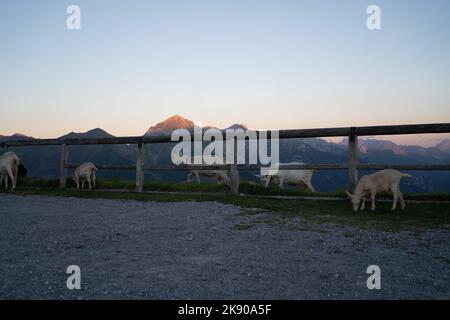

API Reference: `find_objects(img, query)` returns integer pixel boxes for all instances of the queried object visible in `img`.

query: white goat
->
[346,169,412,212]
[0,152,20,191]
[73,162,98,189]
[187,170,229,184]
[257,162,316,192]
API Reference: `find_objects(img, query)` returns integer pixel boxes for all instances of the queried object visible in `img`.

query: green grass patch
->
[18,177,60,188]
[342,231,355,238]
[17,177,450,201]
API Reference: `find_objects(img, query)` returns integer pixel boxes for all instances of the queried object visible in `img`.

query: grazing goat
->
[0,152,20,191]
[187,170,229,184]
[256,162,316,192]
[0,164,27,190]
[346,169,412,212]
[73,162,98,189]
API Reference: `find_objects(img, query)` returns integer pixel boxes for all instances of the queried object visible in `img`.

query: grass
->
[6,177,450,232]
[17,177,230,193]
[17,177,450,200]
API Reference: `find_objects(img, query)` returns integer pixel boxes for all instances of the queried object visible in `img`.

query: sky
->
[1,0,450,146]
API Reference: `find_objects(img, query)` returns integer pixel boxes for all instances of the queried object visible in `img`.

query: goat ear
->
[254,175,261,178]
[345,191,353,199]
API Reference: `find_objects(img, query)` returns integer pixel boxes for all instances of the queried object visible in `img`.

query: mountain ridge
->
[339,137,450,158]
[2,116,449,156]
[58,128,115,140]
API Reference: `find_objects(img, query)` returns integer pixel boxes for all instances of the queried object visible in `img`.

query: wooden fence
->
[2,123,450,194]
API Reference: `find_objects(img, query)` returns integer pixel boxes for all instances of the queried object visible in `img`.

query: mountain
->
[3,129,135,179]
[227,124,248,130]
[339,138,450,161]
[1,133,34,141]
[145,115,195,136]
[145,116,250,136]
[360,139,407,155]
[59,128,114,140]
[339,138,405,155]
[436,139,450,153]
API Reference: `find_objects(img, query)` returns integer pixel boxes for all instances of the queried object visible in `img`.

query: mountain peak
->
[59,128,114,140]
[227,123,248,130]
[145,115,195,136]
[436,139,450,153]
[1,133,34,141]
[86,128,112,136]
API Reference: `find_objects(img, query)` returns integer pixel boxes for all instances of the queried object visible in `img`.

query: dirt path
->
[0,193,448,299]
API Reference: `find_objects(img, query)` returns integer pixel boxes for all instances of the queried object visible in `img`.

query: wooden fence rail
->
[67,164,450,171]
[2,122,450,194]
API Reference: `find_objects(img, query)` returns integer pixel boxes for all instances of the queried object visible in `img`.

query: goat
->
[73,162,98,189]
[187,170,229,184]
[0,152,20,191]
[0,164,27,189]
[256,162,316,192]
[346,169,412,211]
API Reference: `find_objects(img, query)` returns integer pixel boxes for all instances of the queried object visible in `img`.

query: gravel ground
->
[0,193,449,299]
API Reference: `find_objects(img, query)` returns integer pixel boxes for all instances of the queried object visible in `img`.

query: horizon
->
[2,113,450,148]
[1,1,450,146]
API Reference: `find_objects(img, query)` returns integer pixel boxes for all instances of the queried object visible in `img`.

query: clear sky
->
[1,0,450,145]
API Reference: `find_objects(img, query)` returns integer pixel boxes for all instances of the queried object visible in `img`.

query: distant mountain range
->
[437,139,450,153]
[2,115,450,192]
[144,115,249,136]
[338,138,450,161]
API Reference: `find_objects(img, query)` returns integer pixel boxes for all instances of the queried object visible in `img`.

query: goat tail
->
[12,155,20,167]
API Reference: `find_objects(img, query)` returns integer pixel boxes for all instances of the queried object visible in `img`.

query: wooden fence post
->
[229,137,240,194]
[136,141,145,192]
[59,143,69,189]
[348,127,358,192]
